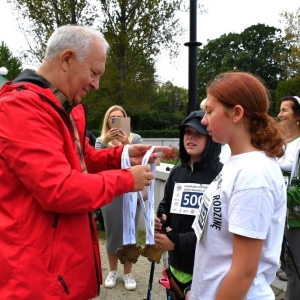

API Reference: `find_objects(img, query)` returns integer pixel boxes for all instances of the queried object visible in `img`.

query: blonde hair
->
[100,105,132,143]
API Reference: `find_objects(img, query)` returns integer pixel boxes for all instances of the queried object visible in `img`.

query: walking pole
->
[157,207,172,300]
[162,251,172,300]
[284,235,300,281]
[144,260,156,300]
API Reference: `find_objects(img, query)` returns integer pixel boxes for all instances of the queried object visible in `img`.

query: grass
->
[160,159,180,165]
[98,228,147,246]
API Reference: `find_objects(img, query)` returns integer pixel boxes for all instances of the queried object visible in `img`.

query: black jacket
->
[157,122,223,275]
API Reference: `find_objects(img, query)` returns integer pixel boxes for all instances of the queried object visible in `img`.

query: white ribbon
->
[121,145,156,245]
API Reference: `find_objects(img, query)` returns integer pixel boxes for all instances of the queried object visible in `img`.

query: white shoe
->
[105,270,118,288]
[123,273,136,290]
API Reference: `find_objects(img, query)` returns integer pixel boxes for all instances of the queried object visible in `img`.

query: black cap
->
[178,110,207,135]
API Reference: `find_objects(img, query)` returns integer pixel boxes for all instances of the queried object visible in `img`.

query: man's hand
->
[128,144,171,165]
[129,165,154,191]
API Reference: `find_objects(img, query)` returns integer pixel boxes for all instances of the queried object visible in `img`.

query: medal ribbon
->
[121,145,156,245]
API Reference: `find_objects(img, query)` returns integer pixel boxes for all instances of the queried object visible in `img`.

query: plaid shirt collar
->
[33,70,87,172]
[34,70,76,113]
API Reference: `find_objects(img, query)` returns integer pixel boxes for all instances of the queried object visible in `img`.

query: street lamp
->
[184,0,202,115]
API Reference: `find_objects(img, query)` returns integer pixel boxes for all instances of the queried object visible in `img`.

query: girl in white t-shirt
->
[187,72,287,300]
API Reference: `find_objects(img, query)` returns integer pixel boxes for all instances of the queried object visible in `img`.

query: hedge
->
[88,129,179,139]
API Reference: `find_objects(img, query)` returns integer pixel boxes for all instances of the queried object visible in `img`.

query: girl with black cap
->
[154,110,223,299]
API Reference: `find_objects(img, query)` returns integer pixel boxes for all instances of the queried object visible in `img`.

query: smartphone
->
[111,117,131,136]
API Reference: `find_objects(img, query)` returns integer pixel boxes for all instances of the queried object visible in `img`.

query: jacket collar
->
[13,69,75,113]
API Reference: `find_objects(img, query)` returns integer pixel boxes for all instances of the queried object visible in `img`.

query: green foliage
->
[134,130,179,138]
[84,80,188,131]
[129,81,187,130]
[275,75,300,113]
[7,0,98,64]
[88,129,179,138]
[0,42,23,80]
[97,229,148,246]
[10,0,187,130]
[197,24,290,114]
[279,7,300,78]
[92,0,184,120]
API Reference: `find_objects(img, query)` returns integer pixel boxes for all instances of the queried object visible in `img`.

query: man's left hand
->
[128,144,170,165]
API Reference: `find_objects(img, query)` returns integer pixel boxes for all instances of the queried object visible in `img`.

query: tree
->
[0,42,23,80]
[95,0,184,111]
[279,7,300,78]
[7,0,98,64]
[7,0,186,130]
[197,24,290,114]
[275,75,300,113]
[130,81,187,130]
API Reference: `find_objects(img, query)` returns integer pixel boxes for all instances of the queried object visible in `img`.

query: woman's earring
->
[297,121,299,125]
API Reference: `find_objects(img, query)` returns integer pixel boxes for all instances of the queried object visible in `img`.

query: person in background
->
[0,25,165,300]
[95,105,137,148]
[95,105,146,291]
[86,130,96,147]
[277,95,300,299]
[186,72,287,300]
[199,98,207,110]
[154,110,223,299]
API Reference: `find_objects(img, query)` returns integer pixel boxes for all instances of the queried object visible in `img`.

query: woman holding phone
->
[95,105,145,291]
[96,105,133,147]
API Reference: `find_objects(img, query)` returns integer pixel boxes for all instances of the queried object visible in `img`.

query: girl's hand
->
[103,128,119,145]
[117,129,129,144]
[154,231,174,251]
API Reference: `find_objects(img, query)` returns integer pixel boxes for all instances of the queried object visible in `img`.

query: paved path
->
[93,239,287,300]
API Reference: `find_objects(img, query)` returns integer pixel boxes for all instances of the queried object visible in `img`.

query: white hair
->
[44,25,109,62]
[200,98,207,110]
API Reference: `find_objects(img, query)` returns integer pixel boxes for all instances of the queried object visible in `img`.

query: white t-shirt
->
[219,144,231,164]
[190,151,286,300]
[277,136,300,172]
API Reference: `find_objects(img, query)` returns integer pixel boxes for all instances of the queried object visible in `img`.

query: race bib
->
[170,183,208,216]
[192,178,219,241]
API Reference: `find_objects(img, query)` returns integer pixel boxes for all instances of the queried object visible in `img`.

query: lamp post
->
[184,0,202,115]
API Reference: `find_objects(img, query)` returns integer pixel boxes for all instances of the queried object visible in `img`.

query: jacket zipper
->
[52,214,60,228]
[187,170,192,183]
[16,85,25,91]
[57,274,70,295]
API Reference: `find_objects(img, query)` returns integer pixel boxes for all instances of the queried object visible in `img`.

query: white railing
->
[143,138,179,149]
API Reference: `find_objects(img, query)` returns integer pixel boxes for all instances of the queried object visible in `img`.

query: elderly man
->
[0,25,165,299]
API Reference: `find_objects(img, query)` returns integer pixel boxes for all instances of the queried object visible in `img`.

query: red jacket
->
[0,73,134,299]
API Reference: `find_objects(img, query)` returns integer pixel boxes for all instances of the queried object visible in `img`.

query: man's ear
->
[232,105,244,123]
[60,49,75,72]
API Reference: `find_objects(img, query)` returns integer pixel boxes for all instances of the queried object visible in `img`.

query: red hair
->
[207,72,287,157]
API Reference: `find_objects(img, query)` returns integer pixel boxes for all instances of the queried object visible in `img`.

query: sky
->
[0,0,299,89]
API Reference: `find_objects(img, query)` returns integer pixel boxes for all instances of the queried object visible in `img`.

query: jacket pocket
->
[57,274,70,295]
